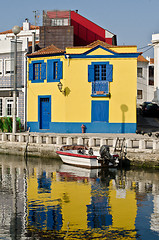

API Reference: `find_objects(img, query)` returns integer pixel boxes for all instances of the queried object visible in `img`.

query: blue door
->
[91,101,109,122]
[39,97,51,129]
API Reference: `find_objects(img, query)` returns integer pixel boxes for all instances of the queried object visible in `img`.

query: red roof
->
[0,25,39,35]
[137,55,149,62]
[47,10,70,19]
[27,44,65,57]
[150,58,154,64]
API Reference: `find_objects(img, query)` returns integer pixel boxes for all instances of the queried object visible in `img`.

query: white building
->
[137,55,154,106]
[151,33,159,104]
[0,19,39,129]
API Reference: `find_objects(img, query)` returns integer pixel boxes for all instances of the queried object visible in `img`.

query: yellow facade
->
[27,42,139,133]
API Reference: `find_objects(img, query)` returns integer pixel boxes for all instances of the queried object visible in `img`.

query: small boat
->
[56,145,119,169]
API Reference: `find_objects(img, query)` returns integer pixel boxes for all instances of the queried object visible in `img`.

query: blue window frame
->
[88,62,113,96]
[29,60,46,83]
[47,59,63,82]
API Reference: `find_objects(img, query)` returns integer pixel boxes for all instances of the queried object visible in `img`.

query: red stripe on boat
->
[56,151,97,159]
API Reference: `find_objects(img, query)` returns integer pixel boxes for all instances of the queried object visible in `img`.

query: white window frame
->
[137,90,143,99]
[4,59,14,76]
[51,18,68,26]
[0,59,3,76]
[6,98,13,116]
[137,67,143,78]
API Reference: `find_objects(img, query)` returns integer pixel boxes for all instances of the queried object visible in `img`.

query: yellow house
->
[27,40,139,133]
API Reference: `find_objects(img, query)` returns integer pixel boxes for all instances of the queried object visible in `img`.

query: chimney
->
[23,18,30,31]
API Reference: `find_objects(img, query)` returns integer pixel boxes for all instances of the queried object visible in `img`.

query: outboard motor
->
[99,145,115,165]
[100,145,111,159]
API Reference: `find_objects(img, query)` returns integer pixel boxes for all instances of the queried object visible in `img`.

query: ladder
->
[114,137,127,159]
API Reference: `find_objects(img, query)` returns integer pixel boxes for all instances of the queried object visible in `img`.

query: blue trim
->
[91,94,110,97]
[38,95,51,129]
[27,122,136,133]
[29,60,46,83]
[67,53,139,59]
[65,53,139,59]
[84,45,117,56]
[91,62,110,65]
[64,45,140,59]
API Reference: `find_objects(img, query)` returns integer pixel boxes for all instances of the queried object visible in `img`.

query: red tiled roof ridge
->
[0,25,39,35]
[66,40,137,49]
[27,44,65,56]
[86,40,114,48]
[137,55,149,62]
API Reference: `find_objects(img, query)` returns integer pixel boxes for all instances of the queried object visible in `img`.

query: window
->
[137,90,142,99]
[47,59,63,82]
[6,99,13,116]
[29,60,46,83]
[88,62,112,96]
[137,67,142,77]
[149,66,154,85]
[94,64,106,81]
[53,61,58,80]
[0,99,2,116]
[0,60,2,75]
[5,59,14,75]
[34,63,41,80]
[51,18,69,26]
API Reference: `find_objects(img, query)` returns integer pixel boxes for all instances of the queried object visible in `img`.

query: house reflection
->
[26,166,137,237]
[1,156,159,239]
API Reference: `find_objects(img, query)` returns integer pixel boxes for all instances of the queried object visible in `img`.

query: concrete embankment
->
[0,132,159,168]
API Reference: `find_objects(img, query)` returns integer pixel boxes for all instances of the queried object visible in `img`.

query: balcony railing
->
[92,81,109,96]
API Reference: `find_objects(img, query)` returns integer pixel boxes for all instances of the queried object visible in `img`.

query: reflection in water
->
[0,155,159,239]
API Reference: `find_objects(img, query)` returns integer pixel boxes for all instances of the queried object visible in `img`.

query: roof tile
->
[137,55,149,62]
[0,25,39,35]
[27,44,65,56]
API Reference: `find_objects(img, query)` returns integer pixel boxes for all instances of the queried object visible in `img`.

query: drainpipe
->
[24,52,27,131]
[32,32,35,53]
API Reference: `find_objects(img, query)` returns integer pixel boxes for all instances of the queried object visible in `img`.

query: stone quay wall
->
[0,132,159,168]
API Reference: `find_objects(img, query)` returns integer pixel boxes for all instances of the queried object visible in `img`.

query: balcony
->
[92,81,109,96]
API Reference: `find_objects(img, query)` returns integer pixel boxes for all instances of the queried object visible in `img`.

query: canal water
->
[0,155,159,240]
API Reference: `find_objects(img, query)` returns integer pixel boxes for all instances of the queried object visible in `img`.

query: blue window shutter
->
[57,61,63,80]
[29,63,33,81]
[47,60,53,82]
[92,101,109,122]
[41,62,46,80]
[88,64,94,82]
[106,64,113,82]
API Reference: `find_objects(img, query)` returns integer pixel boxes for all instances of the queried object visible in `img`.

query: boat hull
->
[56,150,100,169]
[56,150,118,169]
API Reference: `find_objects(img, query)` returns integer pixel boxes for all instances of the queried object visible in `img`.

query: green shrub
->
[2,117,11,132]
[16,117,21,132]
[0,118,3,132]
[0,117,21,132]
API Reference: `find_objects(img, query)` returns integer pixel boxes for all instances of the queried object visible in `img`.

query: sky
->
[1,0,159,57]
